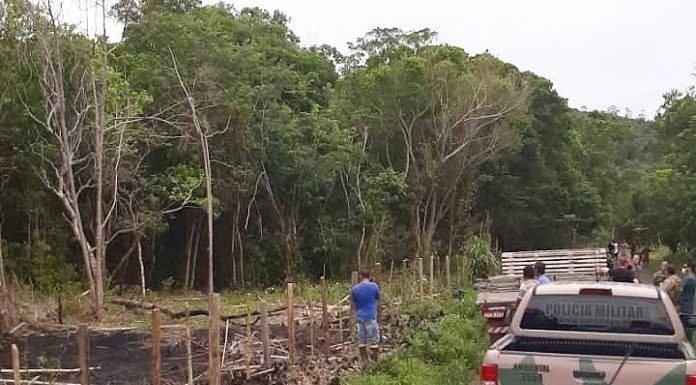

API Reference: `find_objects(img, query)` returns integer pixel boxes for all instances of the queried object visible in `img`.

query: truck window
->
[519,295,675,335]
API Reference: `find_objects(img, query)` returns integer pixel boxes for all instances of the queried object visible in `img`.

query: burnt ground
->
[0,314,402,385]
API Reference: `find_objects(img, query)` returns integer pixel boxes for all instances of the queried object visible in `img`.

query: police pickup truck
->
[481,282,696,385]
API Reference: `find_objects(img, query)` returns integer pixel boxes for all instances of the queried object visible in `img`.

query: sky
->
[61,0,696,117]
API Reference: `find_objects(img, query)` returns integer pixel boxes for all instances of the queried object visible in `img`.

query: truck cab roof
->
[534,281,660,299]
[510,281,685,344]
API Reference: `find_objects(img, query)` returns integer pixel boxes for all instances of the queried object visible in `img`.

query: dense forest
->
[0,0,695,314]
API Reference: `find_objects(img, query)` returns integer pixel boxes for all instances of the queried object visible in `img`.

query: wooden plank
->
[185,307,194,385]
[78,325,89,385]
[445,255,451,292]
[320,276,329,330]
[208,293,221,385]
[286,283,295,364]
[429,256,434,297]
[260,302,270,368]
[417,258,423,300]
[501,248,605,257]
[12,344,20,385]
[502,260,605,267]
[151,309,161,385]
[501,255,606,263]
[401,259,408,303]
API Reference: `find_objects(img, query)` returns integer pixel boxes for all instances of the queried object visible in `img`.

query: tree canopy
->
[0,0,693,301]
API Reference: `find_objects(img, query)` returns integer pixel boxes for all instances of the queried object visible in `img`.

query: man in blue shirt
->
[679,262,696,340]
[535,261,551,284]
[351,271,381,361]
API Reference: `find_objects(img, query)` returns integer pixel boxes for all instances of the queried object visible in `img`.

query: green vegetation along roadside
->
[349,291,486,385]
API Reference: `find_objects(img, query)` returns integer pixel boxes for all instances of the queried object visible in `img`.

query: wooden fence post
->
[445,255,451,293]
[11,344,20,385]
[309,293,315,357]
[418,257,424,300]
[151,309,161,385]
[286,282,295,364]
[260,301,270,368]
[350,272,357,344]
[401,259,408,303]
[246,304,252,380]
[185,306,194,385]
[389,260,394,284]
[208,293,221,385]
[320,276,329,330]
[78,324,89,385]
[338,301,344,343]
[429,255,435,297]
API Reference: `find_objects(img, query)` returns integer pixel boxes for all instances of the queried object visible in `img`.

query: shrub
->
[349,290,486,385]
[463,234,501,280]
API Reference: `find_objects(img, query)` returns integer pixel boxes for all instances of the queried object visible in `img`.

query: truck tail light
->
[686,375,696,385]
[579,288,612,296]
[480,363,498,385]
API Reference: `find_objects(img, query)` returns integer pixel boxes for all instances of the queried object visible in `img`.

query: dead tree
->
[168,48,231,294]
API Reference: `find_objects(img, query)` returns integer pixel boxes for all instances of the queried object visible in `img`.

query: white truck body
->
[480,281,696,385]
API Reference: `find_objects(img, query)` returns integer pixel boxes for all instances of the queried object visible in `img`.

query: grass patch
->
[349,290,486,385]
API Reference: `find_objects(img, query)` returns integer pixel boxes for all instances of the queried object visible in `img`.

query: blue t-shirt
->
[537,274,551,285]
[351,281,380,320]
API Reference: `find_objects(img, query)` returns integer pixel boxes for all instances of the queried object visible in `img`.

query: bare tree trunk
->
[184,219,195,291]
[237,224,245,286]
[169,49,215,294]
[190,219,201,290]
[230,215,237,286]
[357,225,366,271]
[137,236,145,297]
[202,138,214,294]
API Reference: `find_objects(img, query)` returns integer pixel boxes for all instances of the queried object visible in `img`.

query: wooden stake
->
[246,304,251,380]
[260,301,270,368]
[208,293,221,385]
[401,259,408,304]
[78,325,89,385]
[185,306,194,385]
[320,276,329,330]
[418,257,424,300]
[286,282,295,364]
[429,255,434,297]
[374,262,382,321]
[221,319,230,367]
[349,272,357,344]
[309,293,315,357]
[151,309,161,385]
[338,301,343,343]
[389,260,394,284]
[11,344,20,385]
[445,255,451,293]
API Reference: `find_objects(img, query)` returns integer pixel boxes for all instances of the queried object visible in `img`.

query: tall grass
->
[349,290,486,385]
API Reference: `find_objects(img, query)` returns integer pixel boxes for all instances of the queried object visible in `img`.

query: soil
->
[0,314,401,385]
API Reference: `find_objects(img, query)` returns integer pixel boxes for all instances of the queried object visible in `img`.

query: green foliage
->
[5,236,79,294]
[463,235,501,280]
[0,0,694,295]
[350,293,485,385]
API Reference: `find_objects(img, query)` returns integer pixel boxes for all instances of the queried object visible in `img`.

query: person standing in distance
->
[517,265,538,306]
[351,271,380,361]
[608,257,638,283]
[535,261,551,284]
[679,263,696,340]
[661,265,682,306]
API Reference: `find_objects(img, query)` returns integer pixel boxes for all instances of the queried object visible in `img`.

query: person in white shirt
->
[517,265,538,305]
